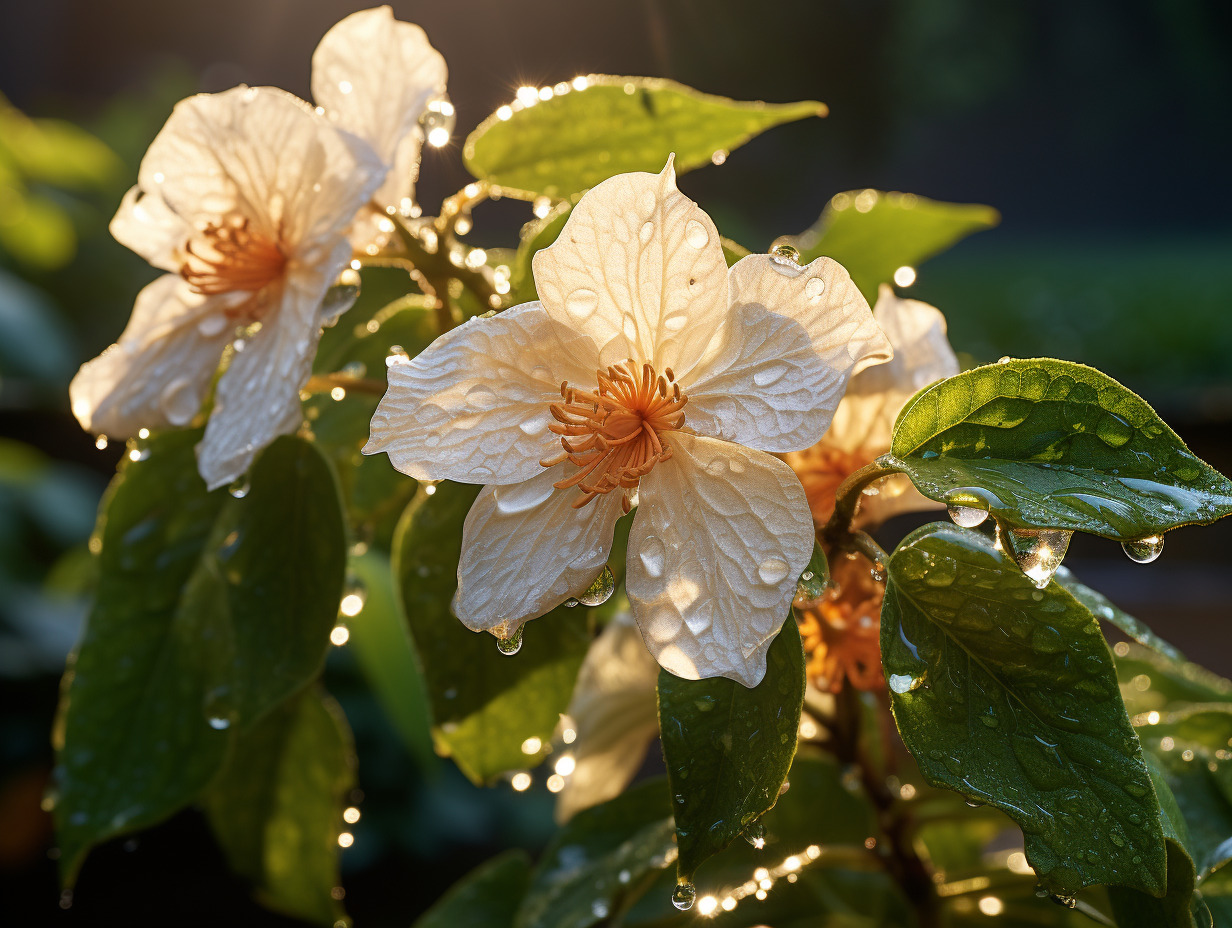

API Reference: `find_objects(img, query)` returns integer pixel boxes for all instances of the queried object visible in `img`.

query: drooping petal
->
[365,301,601,485]
[195,272,330,490]
[311,6,446,213]
[555,613,661,823]
[626,433,814,687]
[140,85,384,258]
[532,159,727,377]
[453,467,625,636]
[825,284,960,455]
[681,301,833,453]
[109,186,190,272]
[69,274,234,438]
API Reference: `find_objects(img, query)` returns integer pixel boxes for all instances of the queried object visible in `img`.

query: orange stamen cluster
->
[181,214,286,303]
[542,359,687,510]
[795,551,885,693]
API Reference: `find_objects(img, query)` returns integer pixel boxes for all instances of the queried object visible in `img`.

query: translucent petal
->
[69,274,232,438]
[626,433,813,687]
[532,159,727,377]
[109,186,190,272]
[365,301,601,485]
[453,467,625,636]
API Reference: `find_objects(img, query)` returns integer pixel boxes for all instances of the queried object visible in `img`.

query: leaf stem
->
[820,457,904,551]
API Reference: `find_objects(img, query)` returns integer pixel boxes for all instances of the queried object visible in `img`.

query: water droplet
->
[420,94,456,146]
[889,673,923,694]
[870,561,887,583]
[744,820,766,849]
[563,598,580,608]
[804,277,825,301]
[672,881,697,911]
[947,504,988,528]
[161,377,199,425]
[639,220,654,244]
[322,277,361,319]
[590,901,609,919]
[1122,535,1164,564]
[497,626,524,656]
[758,557,790,584]
[466,384,499,410]
[684,219,709,249]
[772,244,800,263]
[997,356,1013,364]
[640,536,666,578]
[494,479,554,515]
[228,478,251,499]
[565,288,599,320]
[207,716,232,731]
[1004,527,1072,589]
[752,363,788,387]
[577,565,616,606]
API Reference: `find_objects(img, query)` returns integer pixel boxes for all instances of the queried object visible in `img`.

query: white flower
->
[70,86,384,488]
[785,284,959,528]
[365,160,891,685]
[554,612,661,822]
[312,5,447,244]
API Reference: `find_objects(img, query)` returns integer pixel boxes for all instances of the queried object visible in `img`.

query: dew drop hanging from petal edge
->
[496,626,524,656]
[672,881,697,911]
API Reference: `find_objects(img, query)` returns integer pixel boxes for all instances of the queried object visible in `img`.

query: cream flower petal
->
[140,86,384,255]
[555,613,661,823]
[365,301,601,485]
[681,301,832,453]
[453,468,625,635]
[532,159,727,376]
[311,5,446,211]
[69,274,233,438]
[196,267,336,490]
[109,187,190,272]
[626,433,813,687]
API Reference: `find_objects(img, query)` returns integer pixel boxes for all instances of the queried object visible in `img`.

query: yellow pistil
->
[181,213,286,317]
[542,359,687,510]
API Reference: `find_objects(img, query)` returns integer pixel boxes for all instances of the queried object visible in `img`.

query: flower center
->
[180,214,286,314]
[542,360,688,510]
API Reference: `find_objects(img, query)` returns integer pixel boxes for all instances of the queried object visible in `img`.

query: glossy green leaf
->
[413,849,532,928]
[464,76,825,200]
[392,481,591,784]
[776,190,998,300]
[515,779,675,928]
[888,358,1232,540]
[54,432,346,880]
[1055,566,1184,662]
[657,618,805,882]
[880,522,1166,896]
[510,200,573,304]
[1107,757,1201,928]
[344,550,436,771]
[203,690,353,926]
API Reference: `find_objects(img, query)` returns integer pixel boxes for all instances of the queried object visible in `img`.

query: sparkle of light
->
[978,896,1004,916]
[893,265,917,287]
[339,594,364,617]
[342,807,360,824]
[546,774,565,793]
[330,625,350,646]
[337,832,354,848]
[697,896,718,916]
[554,755,575,777]
[521,736,542,755]
[511,772,532,791]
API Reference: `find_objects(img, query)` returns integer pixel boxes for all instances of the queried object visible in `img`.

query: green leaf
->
[0,189,77,269]
[203,690,354,927]
[464,76,825,200]
[657,617,805,882]
[0,94,122,189]
[880,522,1166,897]
[887,358,1232,541]
[1055,566,1184,662]
[510,200,573,304]
[344,550,437,771]
[515,779,675,928]
[1115,644,1232,712]
[776,190,998,300]
[392,481,591,784]
[1107,758,1201,928]
[795,542,830,601]
[54,432,346,880]
[413,849,533,928]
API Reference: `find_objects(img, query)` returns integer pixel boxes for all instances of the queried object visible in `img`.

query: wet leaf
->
[776,190,998,300]
[392,481,590,784]
[54,432,346,880]
[1055,566,1184,662]
[203,690,353,927]
[880,522,1166,897]
[888,359,1232,540]
[514,779,675,928]
[795,542,830,601]
[1116,644,1232,713]
[510,199,573,304]
[464,76,824,200]
[413,849,532,928]
[344,550,436,772]
[657,618,805,882]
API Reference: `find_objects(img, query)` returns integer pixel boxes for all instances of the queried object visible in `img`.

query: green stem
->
[389,214,500,328]
[820,458,904,551]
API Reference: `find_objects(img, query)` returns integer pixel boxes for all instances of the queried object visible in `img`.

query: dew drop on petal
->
[496,626,524,656]
[228,478,251,499]
[640,221,654,244]
[772,243,800,263]
[640,536,666,578]
[161,377,200,425]
[752,362,789,387]
[1122,535,1164,564]
[684,219,709,249]
[758,557,790,585]
[494,479,555,515]
[947,505,988,528]
[565,288,599,320]
[805,277,826,301]
[672,882,697,911]
[577,565,616,606]
[466,384,499,410]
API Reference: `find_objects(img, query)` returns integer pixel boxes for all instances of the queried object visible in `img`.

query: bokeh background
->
[2,0,1230,924]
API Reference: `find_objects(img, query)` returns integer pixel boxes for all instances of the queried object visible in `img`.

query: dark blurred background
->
[1,0,1230,924]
